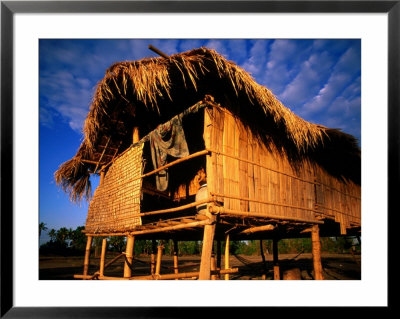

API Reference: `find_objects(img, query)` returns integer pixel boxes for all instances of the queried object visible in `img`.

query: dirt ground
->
[39,252,361,280]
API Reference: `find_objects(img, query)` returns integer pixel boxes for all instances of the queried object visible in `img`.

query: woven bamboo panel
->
[204,107,361,231]
[314,165,361,234]
[85,144,144,233]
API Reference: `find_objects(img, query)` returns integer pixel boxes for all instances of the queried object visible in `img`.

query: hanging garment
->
[149,113,189,191]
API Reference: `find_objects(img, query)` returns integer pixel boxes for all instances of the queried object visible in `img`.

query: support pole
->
[224,234,230,280]
[123,235,135,278]
[216,239,221,279]
[312,225,324,280]
[99,238,107,277]
[217,239,221,269]
[150,240,157,275]
[123,126,140,279]
[173,240,179,279]
[155,241,164,275]
[211,247,217,280]
[273,238,280,280]
[199,213,216,280]
[83,236,93,277]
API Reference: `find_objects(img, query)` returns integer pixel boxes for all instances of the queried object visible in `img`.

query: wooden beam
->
[148,44,170,59]
[209,205,323,224]
[94,136,111,173]
[240,224,275,234]
[141,150,210,179]
[74,268,239,280]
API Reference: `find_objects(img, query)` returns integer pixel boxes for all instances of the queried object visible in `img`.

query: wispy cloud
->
[39,39,361,143]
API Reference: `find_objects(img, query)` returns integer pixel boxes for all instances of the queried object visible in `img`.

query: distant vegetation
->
[40,224,360,257]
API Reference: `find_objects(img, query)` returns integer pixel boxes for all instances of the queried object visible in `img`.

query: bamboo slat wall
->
[85,144,144,233]
[204,107,361,234]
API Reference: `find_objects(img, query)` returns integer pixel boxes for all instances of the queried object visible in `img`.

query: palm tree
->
[39,222,48,237]
[48,229,57,242]
[56,227,70,246]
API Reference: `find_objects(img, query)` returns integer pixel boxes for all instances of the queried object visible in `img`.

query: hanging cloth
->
[149,113,189,191]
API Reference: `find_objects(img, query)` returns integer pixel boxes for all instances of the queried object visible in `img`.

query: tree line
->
[39,223,360,257]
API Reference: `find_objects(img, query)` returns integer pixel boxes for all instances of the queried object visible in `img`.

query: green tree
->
[39,222,48,237]
[56,227,70,247]
[109,236,126,252]
[48,229,57,242]
[69,226,86,251]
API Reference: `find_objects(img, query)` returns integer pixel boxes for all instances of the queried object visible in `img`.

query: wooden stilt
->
[150,240,157,275]
[173,240,179,279]
[260,240,267,280]
[273,238,280,280]
[216,240,221,279]
[123,235,135,278]
[83,236,93,277]
[216,240,221,269]
[99,238,107,276]
[155,241,164,275]
[199,215,216,280]
[224,234,230,280]
[211,248,217,280]
[312,225,324,280]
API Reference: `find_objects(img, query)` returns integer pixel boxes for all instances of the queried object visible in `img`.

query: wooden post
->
[123,235,135,278]
[260,240,267,280]
[173,240,179,279]
[211,248,217,280]
[132,126,140,143]
[216,239,221,279]
[99,169,105,185]
[224,234,230,280]
[155,241,164,275]
[216,240,221,269]
[122,127,140,279]
[150,240,157,275]
[83,236,93,277]
[99,238,107,277]
[273,238,280,280]
[199,214,216,280]
[312,225,324,280]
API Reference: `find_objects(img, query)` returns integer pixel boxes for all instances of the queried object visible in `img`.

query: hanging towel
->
[149,113,189,191]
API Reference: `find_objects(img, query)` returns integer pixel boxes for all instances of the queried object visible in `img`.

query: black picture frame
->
[1,1,395,317]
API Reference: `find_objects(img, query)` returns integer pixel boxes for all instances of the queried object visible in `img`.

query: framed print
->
[1,0,396,317]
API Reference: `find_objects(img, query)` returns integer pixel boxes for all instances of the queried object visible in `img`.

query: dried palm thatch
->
[55,47,360,203]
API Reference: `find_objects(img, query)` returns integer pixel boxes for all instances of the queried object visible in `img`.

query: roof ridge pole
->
[148,44,170,59]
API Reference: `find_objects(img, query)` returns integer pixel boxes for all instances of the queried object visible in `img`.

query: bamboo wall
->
[85,144,144,233]
[204,107,361,234]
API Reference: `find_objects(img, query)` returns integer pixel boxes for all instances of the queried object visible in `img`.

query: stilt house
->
[55,47,361,280]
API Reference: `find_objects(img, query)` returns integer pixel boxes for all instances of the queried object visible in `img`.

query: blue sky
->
[39,39,361,244]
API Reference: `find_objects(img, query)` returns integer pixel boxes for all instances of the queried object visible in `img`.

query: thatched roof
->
[55,47,360,202]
